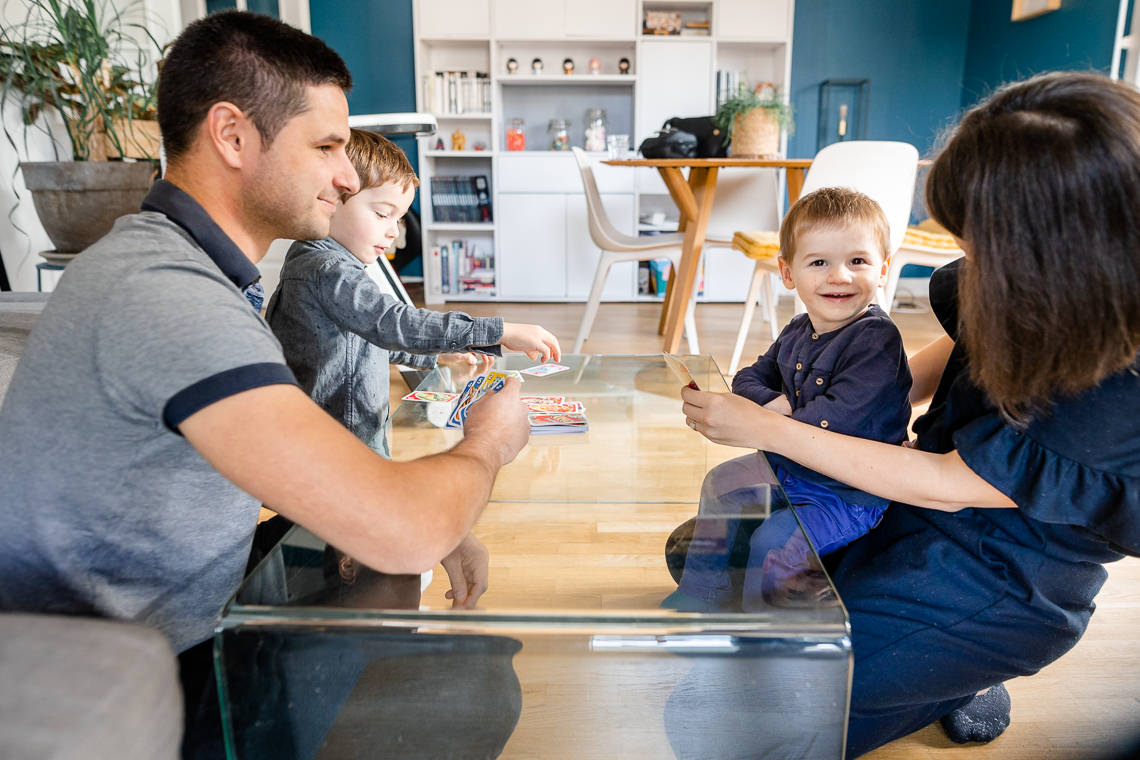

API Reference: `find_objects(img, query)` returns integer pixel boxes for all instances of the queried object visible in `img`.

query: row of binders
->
[428,239,496,296]
[430,175,493,223]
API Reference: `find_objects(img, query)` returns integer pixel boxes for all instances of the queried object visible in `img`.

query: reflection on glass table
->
[216,354,851,759]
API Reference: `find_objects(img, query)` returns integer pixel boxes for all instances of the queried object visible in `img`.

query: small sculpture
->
[589,57,601,75]
[562,57,574,75]
[434,137,445,150]
[531,57,543,75]
[451,129,466,151]
[618,57,631,75]
[506,57,518,75]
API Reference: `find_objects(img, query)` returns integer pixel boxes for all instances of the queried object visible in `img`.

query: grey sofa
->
[0,293,183,759]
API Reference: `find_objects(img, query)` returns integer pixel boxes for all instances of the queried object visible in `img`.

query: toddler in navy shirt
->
[667,187,912,610]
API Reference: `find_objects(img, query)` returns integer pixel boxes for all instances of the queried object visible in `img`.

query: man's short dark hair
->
[157,11,352,162]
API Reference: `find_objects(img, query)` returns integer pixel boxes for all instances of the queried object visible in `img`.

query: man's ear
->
[204,101,258,170]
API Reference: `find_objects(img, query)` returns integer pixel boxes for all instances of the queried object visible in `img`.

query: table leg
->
[662,167,718,353]
[787,168,807,206]
[657,167,696,336]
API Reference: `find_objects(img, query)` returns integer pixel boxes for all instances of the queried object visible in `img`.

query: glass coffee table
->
[216,354,851,759]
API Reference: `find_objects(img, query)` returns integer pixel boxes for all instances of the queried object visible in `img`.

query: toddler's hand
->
[763,395,793,416]
[501,322,561,363]
[438,352,494,372]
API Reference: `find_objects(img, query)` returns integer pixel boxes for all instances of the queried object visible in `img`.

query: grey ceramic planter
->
[19,161,158,253]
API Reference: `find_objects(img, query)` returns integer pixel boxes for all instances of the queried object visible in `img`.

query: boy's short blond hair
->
[346,128,420,193]
[779,187,890,264]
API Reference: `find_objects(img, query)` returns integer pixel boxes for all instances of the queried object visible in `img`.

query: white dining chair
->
[727,140,920,374]
[883,220,965,314]
[571,147,699,354]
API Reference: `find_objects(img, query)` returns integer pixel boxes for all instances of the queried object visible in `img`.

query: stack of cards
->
[520,394,588,434]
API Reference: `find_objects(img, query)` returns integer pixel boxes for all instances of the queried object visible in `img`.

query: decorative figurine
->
[451,128,466,151]
[506,57,518,75]
[531,57,543,75]
[434,137,445,150]
[562,57,574,75]
[618,57,631,75]
[589,57,602,75]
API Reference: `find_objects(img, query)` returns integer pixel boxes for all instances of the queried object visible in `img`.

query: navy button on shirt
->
[732,304,912,507]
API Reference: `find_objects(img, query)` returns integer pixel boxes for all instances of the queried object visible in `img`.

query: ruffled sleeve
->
[952,364,1140,556]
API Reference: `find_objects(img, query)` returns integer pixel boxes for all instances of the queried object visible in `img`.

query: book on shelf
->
[422,71,491,115]
[430,176,493,223]
[432,238,496,296]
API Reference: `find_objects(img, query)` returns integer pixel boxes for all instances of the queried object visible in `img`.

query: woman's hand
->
[682,388,780,449]
[500,322,561,363]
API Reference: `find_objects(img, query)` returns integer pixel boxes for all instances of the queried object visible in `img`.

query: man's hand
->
[501,322,561,363]
[461,377,529,469]
[441,532,490,609]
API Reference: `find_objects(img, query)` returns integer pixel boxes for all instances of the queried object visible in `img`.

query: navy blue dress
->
[837,259,1140,757]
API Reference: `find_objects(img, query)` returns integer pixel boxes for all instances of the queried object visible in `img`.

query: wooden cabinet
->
[716,0,791,42]
[417,0,490,38]
[498,192,635,300]
[413,0,794,304]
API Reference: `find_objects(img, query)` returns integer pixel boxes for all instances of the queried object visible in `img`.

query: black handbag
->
[638,126,698,159]
[665,116,728,158]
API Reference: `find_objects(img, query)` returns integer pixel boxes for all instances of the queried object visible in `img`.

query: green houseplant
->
[714,84,793,158]
[1,0,162,252]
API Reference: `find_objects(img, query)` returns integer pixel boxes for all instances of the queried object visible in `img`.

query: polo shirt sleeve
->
[792,319,913,444]
[95,261,297,431]
[315,260,503,355]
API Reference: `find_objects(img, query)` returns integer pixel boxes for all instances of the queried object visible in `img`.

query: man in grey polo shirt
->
[0,8,527,737]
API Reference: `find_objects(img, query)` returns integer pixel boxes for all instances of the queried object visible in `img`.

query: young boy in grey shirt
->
[267,130,559,455]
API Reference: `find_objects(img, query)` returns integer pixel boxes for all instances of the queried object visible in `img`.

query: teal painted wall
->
[960,0,1119,108]
[787,0,971,159]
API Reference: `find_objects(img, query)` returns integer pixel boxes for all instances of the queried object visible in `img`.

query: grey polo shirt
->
[0,180,297,652]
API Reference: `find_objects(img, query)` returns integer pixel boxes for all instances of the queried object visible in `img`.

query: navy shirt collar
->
[141,179,261,291]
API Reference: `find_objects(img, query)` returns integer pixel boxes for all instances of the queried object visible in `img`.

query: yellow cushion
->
[731,230,780,260]
[902,223,960,251]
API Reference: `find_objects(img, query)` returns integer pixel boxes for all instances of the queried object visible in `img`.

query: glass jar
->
[584,108,607,152]
[506,118,526,151]
[548,119,570,151]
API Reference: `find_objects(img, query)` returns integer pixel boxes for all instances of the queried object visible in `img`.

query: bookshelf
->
[412,0,794,304]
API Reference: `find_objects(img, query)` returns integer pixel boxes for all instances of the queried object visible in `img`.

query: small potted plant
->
[1,0,163,253]
[714,83,793,158]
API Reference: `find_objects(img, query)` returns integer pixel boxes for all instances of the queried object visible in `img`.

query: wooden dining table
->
[603,157,813,354]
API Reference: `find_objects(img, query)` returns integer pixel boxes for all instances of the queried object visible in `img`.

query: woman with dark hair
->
[680,71,1140,757]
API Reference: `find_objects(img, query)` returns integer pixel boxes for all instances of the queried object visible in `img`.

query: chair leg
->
[684,298,699,355]
[574,257,614,353]
[762,272,779,341]
[729,261,766,375]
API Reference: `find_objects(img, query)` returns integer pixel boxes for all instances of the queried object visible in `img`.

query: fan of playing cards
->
[400,363,588,434]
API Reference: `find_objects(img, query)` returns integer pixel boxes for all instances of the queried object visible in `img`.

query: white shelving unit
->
[412,0,794,304]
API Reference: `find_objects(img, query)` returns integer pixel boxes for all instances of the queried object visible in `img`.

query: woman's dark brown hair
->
[926,71,1140,422]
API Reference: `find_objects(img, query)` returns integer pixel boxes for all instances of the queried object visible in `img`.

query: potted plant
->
[1,0,162,253]
[714,83,793,159]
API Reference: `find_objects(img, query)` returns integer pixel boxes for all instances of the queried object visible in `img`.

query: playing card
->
[526,402,585,414]
[528,412,589,435]
[663,353,700,390]
[519,395,564,405]
[402,390,459,403]
[520,363,570,377]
